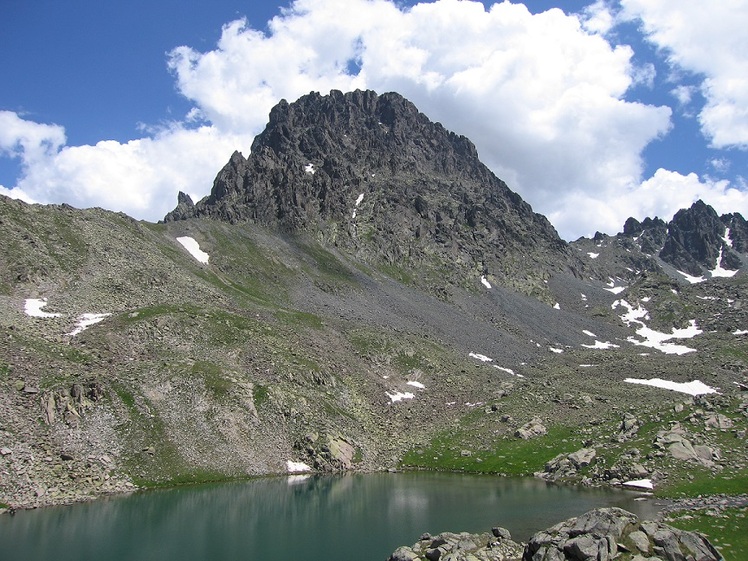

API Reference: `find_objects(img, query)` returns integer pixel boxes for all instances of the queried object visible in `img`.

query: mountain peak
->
[165,89,571,297]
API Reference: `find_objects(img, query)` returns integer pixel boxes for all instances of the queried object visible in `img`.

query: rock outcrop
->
[515,417,547,440]
[523,508,722,561]
[388,526,524,561]
[388,508,723,561]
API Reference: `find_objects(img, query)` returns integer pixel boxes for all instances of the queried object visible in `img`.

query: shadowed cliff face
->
[659,200,747,276]
[165,89,573,299]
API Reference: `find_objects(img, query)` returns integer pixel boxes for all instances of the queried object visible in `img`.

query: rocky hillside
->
[165,90,574,300]
[0,89,746,546]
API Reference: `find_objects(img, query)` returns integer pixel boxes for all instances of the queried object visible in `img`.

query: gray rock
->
[652,529,685,561]
[563,534,607,560]
[424,548,441,561]
[389,546,419,561]
[515,417,547,440]
[568,448,596,469]
[521,508,721,561]
[678,530,723,560]
[628,530,650,553]
[568,508,637,540]
[492,527,512,540]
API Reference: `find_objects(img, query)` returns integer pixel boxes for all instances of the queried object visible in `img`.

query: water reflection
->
[1,473,663,561]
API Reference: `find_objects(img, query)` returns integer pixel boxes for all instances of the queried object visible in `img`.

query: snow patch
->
[352,193,365,218]
[605,286,626,295]
[480,276,492,289]
[582,330,596,337]
[624,378,717,396]
[407,381,425,389]
[723,227,733,248]
[24,298,61,318]
[469,352,493,362]
[582,340,620,350]
[549,347,564,354]
[304,163,316,174]
[613,299,700,355]
[734,329,748,335]
[68,313,111,336]
[286,460,312,473]
[387,391,415,403]
[176,236,209,264]
[587,252,599,259]
[553,303,560,310]
[710,247,738,278]
[678,270,705,284]
[493,365,524,378]
[623,478,654,490]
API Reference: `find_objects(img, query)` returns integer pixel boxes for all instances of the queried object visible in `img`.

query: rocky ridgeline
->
[165,89,573,298]
[387,508,722,561]
[578,199,748,283]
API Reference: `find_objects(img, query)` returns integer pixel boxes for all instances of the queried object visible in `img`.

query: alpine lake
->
[1,472,663,560]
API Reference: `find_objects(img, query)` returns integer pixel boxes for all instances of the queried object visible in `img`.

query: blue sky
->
[1,0,747,239]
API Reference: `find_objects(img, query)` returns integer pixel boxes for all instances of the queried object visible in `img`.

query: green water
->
[1,473,662,560]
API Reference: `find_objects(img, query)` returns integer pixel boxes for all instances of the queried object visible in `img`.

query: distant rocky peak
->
[622,216,666,238]
[660,199,739,276]
[621,215,668,256]
[162,191,196,222]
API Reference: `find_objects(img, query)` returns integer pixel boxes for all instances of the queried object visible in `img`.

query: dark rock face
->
[617,200,746,278]
[165,89,573,296]
[162,191,196,222]
[623,216,668,256]
[722,211,748,253]
[660,200,729,276]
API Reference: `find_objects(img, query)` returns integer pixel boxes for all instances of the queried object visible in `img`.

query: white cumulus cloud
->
[1,111,251,221]
[620,0,748,149]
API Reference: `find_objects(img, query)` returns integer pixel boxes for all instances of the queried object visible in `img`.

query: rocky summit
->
[165,90,571,299]
[1,89,746,557]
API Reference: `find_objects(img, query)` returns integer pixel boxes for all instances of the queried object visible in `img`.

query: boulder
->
[704,414,732,430]
[515,417,547,440]
[389,546,420,561]
[620,413,641,437]
[537,448,596,482]
[567,448,596,469]
[654,429,716,467]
